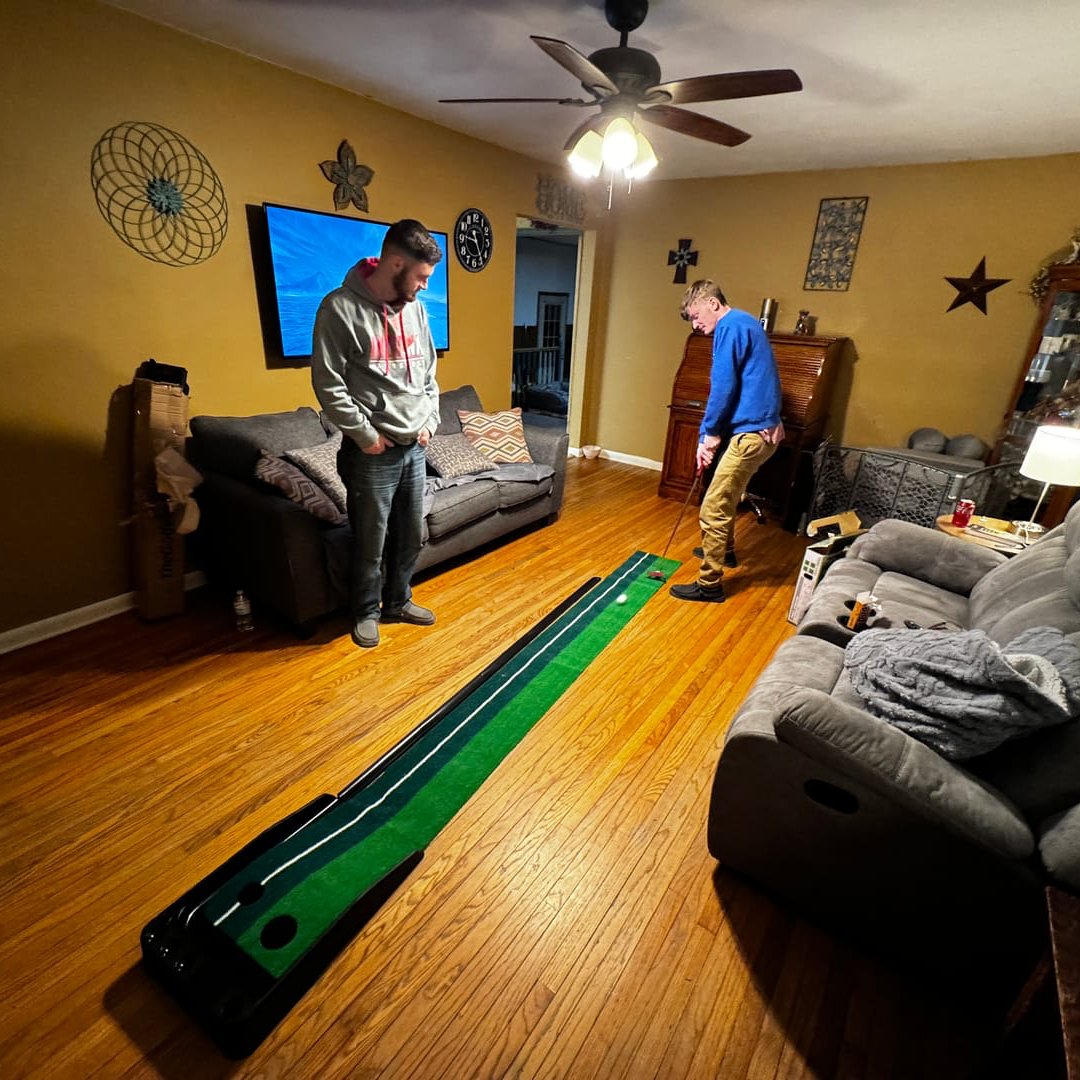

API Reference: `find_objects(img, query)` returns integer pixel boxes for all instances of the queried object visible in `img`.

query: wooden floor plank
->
[0,458,999,1078]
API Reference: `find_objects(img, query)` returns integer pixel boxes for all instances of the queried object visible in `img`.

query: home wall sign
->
[803,196,869,291]
[319,140,374,213]
[90,121,228,267]
[536,174,586,225]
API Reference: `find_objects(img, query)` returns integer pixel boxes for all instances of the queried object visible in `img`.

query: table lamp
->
[1015,424,1080,538]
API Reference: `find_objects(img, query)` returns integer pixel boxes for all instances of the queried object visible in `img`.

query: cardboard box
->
[787,513,865,625]
[134,500,185,620]
[133,378,189,503]
[132,379,189,619]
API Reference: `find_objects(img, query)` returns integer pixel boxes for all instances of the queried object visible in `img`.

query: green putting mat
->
[203,551,677,976]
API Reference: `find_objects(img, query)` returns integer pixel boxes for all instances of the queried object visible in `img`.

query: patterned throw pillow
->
[284,430,347,511]
[425,433,498,478]
[457,408,533,464]
[254,453,346,525]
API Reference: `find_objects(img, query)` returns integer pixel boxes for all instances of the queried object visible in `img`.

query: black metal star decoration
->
[944,256,1010,314]
[667,238,698,284]
[319,140,374,213]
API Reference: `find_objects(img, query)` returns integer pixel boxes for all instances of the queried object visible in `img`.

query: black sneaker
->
[692,545,738,568]
[669,582,726,603]
[382,601,436,626]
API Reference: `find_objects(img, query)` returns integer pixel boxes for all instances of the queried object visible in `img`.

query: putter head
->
[647,570,666,581]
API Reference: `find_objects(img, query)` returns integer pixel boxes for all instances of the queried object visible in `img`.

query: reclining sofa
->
[188,385,568,634]
[709,505,1080,972]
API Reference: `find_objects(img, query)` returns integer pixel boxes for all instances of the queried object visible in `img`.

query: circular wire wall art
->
[90,121,228,267]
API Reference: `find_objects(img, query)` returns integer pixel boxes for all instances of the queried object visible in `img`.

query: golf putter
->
[648,468,702,581]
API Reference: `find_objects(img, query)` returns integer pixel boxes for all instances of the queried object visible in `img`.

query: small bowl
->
[581,444,602,460]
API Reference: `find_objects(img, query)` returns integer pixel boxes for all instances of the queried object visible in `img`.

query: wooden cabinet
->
[659,331,847,529]
[993,263,1080,529]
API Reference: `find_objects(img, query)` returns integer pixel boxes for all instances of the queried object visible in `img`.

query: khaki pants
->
[698,432,778,589]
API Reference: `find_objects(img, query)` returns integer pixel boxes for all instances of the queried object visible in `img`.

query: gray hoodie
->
[311,258,440,449]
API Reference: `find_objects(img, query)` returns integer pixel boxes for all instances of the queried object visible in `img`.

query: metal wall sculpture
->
[803,196,869,292]
[90,121,228,267]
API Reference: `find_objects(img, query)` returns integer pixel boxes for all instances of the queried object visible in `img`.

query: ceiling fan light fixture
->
[567,128,603,178]
[624,131,658,179]
[600,116,638,170]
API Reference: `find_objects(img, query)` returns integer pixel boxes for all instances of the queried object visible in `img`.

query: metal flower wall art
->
[319,140,374,213]
[90,121,228,267]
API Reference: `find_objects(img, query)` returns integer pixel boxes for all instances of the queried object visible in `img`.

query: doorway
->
[512,219,581,433]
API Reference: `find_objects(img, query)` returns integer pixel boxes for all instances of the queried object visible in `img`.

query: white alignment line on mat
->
[210,553,652,927]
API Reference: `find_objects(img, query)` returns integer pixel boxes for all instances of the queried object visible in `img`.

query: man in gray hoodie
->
[311,219,442,649]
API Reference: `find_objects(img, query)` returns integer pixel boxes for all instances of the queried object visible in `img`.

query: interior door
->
[537,292,568,384]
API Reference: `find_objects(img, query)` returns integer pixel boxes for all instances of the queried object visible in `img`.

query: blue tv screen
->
[263,203,449,357]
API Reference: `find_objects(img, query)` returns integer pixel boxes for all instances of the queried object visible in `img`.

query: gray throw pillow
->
[284,431,347,511]
[907,426,947,453]
[254,453,346,525]
[425,433,498,478]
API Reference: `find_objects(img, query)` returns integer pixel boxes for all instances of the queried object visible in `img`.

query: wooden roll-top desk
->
[659,331,847,529]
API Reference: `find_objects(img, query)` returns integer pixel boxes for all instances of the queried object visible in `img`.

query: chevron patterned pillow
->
[457,408,533,464]
[254,453,347,525]
[284,431,347,511]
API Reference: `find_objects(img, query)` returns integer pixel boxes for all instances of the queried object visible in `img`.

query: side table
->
[934,514,1032,557]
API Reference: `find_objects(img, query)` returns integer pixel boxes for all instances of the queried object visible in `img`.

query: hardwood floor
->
[1,458,991,1078]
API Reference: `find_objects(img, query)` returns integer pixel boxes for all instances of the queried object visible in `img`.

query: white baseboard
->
[569,446,662,471]
[0,572,207,656]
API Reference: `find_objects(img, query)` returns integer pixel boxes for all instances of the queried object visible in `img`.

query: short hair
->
[680,279,727,320]
[382,219,442,265]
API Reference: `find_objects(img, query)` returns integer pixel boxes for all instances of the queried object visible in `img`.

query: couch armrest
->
[773,685,1033,860]
[194,472,341,627]
[523,423,570,512]
[849,518,1006,595]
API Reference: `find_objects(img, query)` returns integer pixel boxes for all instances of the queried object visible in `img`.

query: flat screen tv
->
[262,202,449,357]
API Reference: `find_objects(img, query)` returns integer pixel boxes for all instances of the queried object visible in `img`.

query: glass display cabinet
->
[994,264,1080,528]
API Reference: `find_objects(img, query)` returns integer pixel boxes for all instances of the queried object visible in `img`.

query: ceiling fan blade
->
[531,36,619,97]
[649,69,803,105]
[439,97,592,106]
[561,113,609,152]
[639,105,751,147]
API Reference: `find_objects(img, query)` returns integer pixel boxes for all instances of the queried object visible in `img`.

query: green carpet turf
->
[203,551,678,976]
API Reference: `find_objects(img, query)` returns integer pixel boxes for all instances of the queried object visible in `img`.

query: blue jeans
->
[337,438,425,620]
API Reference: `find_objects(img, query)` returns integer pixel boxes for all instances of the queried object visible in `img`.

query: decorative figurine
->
[794,310,816,335]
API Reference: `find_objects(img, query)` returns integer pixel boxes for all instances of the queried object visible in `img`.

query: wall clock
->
[454,207,493,272]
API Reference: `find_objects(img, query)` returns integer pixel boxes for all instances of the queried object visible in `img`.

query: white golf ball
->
[616,593,628,604]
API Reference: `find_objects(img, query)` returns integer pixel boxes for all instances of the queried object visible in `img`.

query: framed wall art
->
[803,196,869,292]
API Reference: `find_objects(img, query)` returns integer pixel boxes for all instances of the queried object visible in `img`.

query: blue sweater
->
[699,309,783,440]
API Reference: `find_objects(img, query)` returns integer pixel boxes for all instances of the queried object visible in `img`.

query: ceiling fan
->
[439,0,802,177]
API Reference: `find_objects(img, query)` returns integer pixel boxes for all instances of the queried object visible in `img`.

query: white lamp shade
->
[567,129,603,178]
[1020,425,1080,485]
[600,117,638,170]
[624,132,658,179]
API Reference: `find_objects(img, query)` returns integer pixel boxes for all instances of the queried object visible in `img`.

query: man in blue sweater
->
[672,280,784,603]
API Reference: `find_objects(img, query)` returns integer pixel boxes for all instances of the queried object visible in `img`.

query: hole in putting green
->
[237,881,264,905]
[260,914,298,950]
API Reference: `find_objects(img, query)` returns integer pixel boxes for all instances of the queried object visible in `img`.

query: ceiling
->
[105,0,1080,180]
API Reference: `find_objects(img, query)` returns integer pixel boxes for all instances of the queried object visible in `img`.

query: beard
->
[392,267,417,304]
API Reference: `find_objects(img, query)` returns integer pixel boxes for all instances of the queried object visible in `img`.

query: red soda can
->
[952,499,975,527]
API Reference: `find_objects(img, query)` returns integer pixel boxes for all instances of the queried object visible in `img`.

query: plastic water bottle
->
[233,589,254,632]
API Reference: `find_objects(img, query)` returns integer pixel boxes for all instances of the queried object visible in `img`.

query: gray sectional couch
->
[708,506,1080,972]
[188,385,568,633]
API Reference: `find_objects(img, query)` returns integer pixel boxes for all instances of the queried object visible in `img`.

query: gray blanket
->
[845,626,1080,759]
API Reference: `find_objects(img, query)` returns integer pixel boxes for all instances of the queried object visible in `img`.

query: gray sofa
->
[708,507,1080,972]
[189,385,568,633]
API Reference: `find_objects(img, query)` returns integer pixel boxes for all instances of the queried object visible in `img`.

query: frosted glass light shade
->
[625,132,658,179]
[1020,425,1080,485]
[601,117,638,170]
[567,129,603,178]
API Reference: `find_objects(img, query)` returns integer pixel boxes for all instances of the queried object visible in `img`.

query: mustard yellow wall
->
[0,0,593,633]
[591,157,1080,461]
